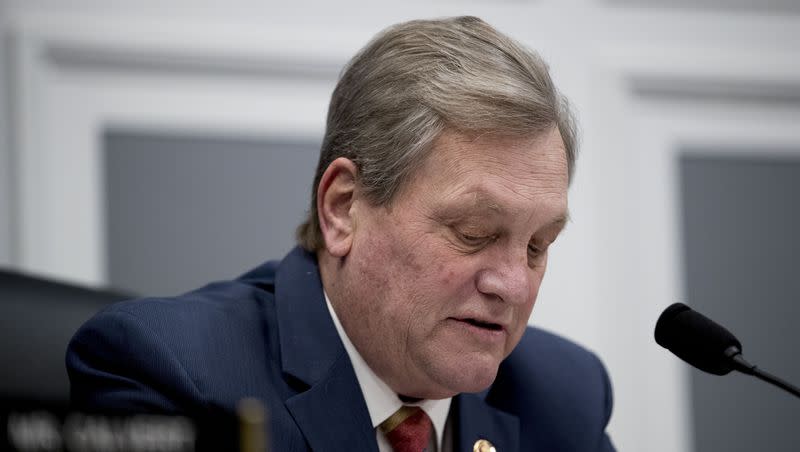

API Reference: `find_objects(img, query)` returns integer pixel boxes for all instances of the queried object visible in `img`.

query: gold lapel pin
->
[473,439,496,452]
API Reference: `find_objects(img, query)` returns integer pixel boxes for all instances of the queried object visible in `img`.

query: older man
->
[68,16,615,451]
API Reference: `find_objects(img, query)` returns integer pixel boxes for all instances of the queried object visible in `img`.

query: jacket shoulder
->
[66,268,281,413]
[489,326,614,451]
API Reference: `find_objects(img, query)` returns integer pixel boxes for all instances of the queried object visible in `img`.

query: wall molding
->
[630,75,800,106]
[607,0,800,15]
[44,42,343,81]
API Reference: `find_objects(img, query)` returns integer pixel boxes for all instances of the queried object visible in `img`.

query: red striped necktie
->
[379,406,433,452]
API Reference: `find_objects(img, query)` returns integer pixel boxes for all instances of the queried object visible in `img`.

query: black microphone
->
[655,302,800,399]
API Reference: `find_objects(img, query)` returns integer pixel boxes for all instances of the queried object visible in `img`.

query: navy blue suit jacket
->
[67,247,615,451]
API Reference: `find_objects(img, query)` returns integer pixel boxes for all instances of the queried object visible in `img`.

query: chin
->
[456,369,499,393]
[427,363,500,398]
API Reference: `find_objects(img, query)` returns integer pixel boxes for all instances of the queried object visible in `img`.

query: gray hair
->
[297,16,578,251]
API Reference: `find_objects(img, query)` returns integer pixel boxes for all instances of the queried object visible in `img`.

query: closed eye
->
[456,231,497,248]
[459,232,494,247]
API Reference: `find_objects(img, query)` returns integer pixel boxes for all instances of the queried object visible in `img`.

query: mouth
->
[453,317,505,333]
[460,318,504,332]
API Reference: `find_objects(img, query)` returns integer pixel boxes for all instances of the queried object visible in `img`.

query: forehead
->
[406,128,569,212]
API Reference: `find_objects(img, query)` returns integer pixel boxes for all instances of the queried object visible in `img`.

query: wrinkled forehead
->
[398,128,570,223]
[419,128,568,189]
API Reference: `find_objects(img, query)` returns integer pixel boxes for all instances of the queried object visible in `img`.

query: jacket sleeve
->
[595,352,616,452]
[66,307,204,414]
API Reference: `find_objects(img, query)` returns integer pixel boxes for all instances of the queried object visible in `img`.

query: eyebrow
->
[433,193,504,221]
[440,190,571,230]
[471,189,572,223]
[470,191,504,213]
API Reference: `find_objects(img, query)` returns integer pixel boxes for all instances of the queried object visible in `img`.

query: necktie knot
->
[379,406,433,452]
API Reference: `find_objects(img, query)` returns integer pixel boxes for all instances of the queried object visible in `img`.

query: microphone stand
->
[725,346,800,399]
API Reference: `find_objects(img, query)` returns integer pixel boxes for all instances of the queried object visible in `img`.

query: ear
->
[317,157,359,257]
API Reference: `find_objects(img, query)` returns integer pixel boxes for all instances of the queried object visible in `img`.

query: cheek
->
[359,217,479,324]
[356,228,432,318]
[388,231,452,286]
[419,251,477,299]
[434,261,457,287]
[389,247,476,333]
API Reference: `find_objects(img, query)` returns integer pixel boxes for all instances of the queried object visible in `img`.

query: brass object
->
[473,438,496,452]
[238,397,268,452]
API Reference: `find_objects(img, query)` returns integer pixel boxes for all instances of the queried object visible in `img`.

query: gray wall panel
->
[104,131,320,297]
[680,155,800,452]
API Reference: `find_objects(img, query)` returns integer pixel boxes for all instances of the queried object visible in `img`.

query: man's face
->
[333,127,569,399]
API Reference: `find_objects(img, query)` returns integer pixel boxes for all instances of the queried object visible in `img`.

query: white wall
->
[3,1,799,451]
[0,0,13,266]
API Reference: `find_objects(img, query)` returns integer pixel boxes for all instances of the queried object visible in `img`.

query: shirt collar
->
[324,292,452,448]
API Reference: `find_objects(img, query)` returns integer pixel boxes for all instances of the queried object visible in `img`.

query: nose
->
[475,248,536,305]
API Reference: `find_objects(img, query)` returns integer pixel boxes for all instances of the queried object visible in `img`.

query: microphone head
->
[654,303,742,375]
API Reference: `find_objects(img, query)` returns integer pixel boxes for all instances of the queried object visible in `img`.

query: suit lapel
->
[284,353,377,452]
[456,392,519,452]
[274,248,378,452]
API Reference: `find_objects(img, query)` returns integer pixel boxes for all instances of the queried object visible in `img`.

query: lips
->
[450,316,507,343]
[451,314,507,333]
[461,318,503,331]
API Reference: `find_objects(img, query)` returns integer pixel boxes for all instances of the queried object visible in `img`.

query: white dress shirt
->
[324,292,452,452]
